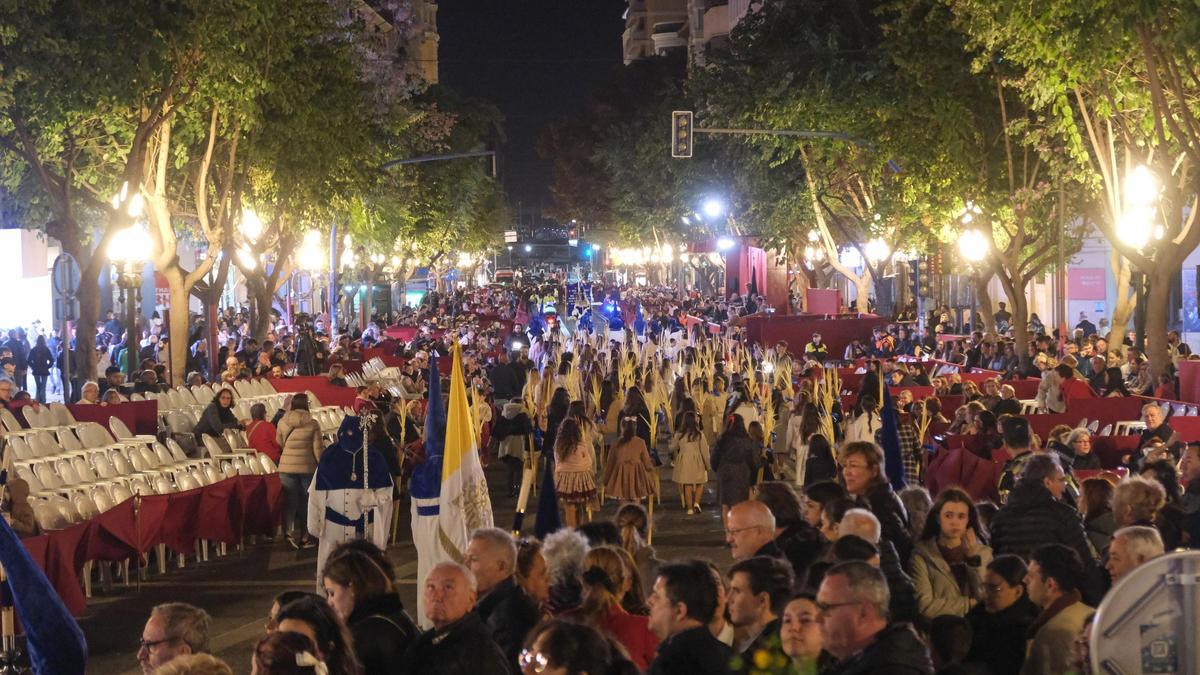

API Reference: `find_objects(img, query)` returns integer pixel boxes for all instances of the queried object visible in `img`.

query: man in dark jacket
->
[990,453,1097,566]
[817,561,933,675]
[727,557,792,673]
[725,501,789,562]
[465,528,540,668]
[965,554,1038,674]
[487,350,521,403]
[648,560,733,675]
[403,561,511,675]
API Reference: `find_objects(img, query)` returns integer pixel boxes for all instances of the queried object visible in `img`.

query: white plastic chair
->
[48,495,79,524]
[1098,423,1113,437]
[257,454,277,474]
[109,416,156,444]
[176,474,200,491]
[34,465,63,491]
[0,408,22,433]
[49,402,75,426]
[202,465,221,484]
[111,483,135,502]
[72,493,99,520]
[92,487,116,513]
[128,477,153,496]
[1087,419,1100,433]
[153,476,175,495]
[93,454,119,479]
[8,437,32,461]
[33,502,68,531]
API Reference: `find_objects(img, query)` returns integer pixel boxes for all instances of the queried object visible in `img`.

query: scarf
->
[937,541,973,596]
[1026,589,1083,639]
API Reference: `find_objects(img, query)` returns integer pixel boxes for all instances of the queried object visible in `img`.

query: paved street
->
[82,461,731,674]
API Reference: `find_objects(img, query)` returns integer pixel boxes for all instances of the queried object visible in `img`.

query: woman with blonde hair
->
[669,410,710,514]
[570,546,659,670]
[1113,476,1167,529]
[553,417,598,527]
[615,503,661,596]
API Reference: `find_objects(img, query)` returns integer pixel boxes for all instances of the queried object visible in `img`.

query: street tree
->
[945,0,1200,374]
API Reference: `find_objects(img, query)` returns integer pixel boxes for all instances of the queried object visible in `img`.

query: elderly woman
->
[1064,428,1103,471]
[78,381,101,404]
[991,383,1022,416]
[840,441,912,562]
[1138,403,1178,451]
[1112,476,1167,532]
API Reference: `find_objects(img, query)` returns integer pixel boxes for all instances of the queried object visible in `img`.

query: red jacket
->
[246,419,282,463]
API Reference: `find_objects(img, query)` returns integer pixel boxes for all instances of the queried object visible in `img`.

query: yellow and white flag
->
[437,341,494,561]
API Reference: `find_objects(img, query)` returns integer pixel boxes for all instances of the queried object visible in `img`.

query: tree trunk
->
[161,269,190,386]
[1145,266,1173,377]
[1108,251,1136,346]
[249,280,274,341]
[854,275,871,314]
[1011,291,1031,371]
[872,267,895,318]
[974,274,994,334]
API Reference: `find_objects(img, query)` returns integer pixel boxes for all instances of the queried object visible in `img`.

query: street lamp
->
[1118,164,1160,249]
[108,225,152,378]
[702,197,726,220]
[958,228,989,332]
[864,238,890,265]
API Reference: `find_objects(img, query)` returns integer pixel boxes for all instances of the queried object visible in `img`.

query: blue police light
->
[584,248,593,259]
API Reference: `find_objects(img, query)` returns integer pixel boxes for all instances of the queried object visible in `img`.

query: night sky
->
[437,0,628,220]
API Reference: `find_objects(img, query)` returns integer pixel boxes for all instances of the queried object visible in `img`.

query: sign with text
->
[1068,268,1106,301]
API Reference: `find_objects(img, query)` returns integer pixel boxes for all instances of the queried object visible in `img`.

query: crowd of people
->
[5,278,1199,674]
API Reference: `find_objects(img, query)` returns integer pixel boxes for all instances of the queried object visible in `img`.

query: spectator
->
[753,481,825,586]
[520,620,639,675]
[78,381,101,404]
[326,363,348,387]
[402,561,510,675]
[801,480,848,529]
[252,631,326,675]
[571,546,659,670]
[814,561,933,674]
[26,335,52,404]
[927,615,986,674]
[1064,428,1103,471]
[614,504,661,598]
[779,593,832,673]
[265,591,315,634]
[898,486,933,541]
[839,508,919,625]
[1179,442,1200,547]
[137,603,212,674]
[711,414,760,528]
[726,556,793,668]
[990,453,1096,565]
[1138,403,1178,450]
[276,393,324,549]
[839,441,912,563]
[543,528,589,615]
[646,560,732,675]
[1106,525,1164,585]
[724,500,784,561]
[1139,459,1186,549]
[910,488,992,623]
[192,388,244,439]
[965,555,1038,674]
[514,537,551,610]
[152,654,232,675]
[245,402,282,464]
[320,543,418,675]
[1022,544,1093,675]
[1079,477,1117,554]
[1112,475,1166,530]
[273,593,359,675]
[465,528,541,666]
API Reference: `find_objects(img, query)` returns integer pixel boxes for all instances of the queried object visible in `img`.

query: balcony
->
[651,21,687,54]
[703,3,729,41]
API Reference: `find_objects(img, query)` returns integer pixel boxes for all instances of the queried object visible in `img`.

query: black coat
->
[487,362,522,400]
[347,593,419,675]
[965,595,1038,675]
[879,539,919,626]
[27,345,53,376]
[823,623,933,675]
[989,482,1095,564]
[859,481,912,564]
[401,611,512,675]
[773,521,825,586]
[476,577,541,667]
[193,402,240,439]
[648,625,733,675]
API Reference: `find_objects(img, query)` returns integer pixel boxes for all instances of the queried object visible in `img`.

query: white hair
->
[430,560,477,593]
[542,528,590,585]
[839,508,882,544]
[1115,526,1165,565]
[470,527,517,573]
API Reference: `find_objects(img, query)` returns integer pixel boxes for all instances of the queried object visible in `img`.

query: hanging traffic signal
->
[672,111,693,158]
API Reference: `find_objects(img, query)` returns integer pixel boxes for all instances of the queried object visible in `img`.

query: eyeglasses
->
[138,636,179,651]
[518,649,550,673]
[724,525,761,537]
[814,600,862,615]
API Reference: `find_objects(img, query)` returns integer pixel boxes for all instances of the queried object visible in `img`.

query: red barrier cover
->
[19,474,281,616]
[67,399,159,436]
[268,376,357,408]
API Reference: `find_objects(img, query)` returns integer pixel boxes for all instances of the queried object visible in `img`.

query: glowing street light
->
[1118,164,1159,248]
[864,238,890,265]
[716,236,735,251]
[524,244,532,253]
[240,208,263,242]
[957,229,989,263]
[108,224,152,377]
[702,197,726,220]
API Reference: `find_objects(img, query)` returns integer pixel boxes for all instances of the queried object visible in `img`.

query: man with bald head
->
[726,500,785,561]
[402,561,511,675]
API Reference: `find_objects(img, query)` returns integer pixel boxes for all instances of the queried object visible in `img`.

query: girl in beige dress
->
[603,418,656,504]
[553,417,597,527]
[670,411,710,514]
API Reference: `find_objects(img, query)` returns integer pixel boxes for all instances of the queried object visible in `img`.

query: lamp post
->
[1118,164,1162,348]
[108,225,152,378]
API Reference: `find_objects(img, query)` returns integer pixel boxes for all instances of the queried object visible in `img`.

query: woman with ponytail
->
[568,546,659,670]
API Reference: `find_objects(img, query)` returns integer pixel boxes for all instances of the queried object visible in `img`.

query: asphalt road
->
[81,461,732,674]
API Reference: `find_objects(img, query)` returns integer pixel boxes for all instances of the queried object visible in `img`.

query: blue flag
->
[0,512,87,674]
[534,451,562,539]
[880,386,907,490]
[410,352,445,503]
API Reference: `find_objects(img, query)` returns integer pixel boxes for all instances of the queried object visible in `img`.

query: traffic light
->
[672,111,693,158]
